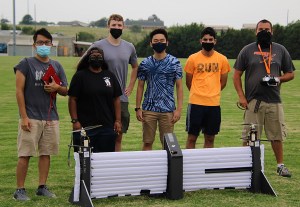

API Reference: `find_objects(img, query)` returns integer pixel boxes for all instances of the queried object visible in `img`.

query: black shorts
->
[186,104,221,136]
[73,127,117,153]
[121,102,130,133]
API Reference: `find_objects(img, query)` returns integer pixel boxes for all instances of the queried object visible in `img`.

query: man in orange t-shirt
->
[185,27,230,148]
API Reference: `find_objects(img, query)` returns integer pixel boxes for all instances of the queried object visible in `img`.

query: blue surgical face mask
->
[36,45,51,57]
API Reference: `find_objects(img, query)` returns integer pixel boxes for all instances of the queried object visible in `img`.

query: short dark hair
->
[256,19,273,31]
[33,28,52,43]
[201,27,216,39]
[150,28,168,42]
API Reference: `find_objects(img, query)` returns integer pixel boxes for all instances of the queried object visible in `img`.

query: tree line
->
[135,21,300,60]
[1,14,300,59]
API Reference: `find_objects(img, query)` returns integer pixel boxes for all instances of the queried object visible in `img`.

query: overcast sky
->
[1,0,300,29]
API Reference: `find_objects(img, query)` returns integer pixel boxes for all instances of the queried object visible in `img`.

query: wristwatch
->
[134,107,141,112]
[71,118,78,123]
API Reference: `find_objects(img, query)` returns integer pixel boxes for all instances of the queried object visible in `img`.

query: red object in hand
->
[41,64,62,85]
[41,64,62,104]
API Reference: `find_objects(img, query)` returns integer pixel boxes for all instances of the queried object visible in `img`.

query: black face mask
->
[88,56,103,68]
[152,42,167,53]
[257,30,272,48]
[201,42,214,52]
[110,28,122,39]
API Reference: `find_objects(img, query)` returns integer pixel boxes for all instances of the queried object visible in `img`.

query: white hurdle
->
[90,150,168,198]
[69,132,275,207]
[183,147,253,191]
[182,145,264,192]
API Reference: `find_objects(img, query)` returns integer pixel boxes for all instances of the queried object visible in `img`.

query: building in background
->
[242,24,256,30]
[57,20,89,27]
[125,14,165,29]
[205,25,230,32]
[0,30,75,56]
[7,39,58,56]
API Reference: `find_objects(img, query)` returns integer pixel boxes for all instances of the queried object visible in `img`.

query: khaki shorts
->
[142,110,174,144]
[17,119,60,157]
[242,99,286,141]
[121,102,130,133]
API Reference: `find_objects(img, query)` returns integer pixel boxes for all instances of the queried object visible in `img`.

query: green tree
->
[130,25,142,33]
[90,18,107,27]
[135,33,152,57]
[1,23,10,30]
[21,26,35,35]
[283,21,300,59]
[167,23,204,58]
[135,22,300,59]
[272,24,285,45]
[20,14,34,25]
[37,21,49,26]
[136,23,205,58]
[77,31,96,42]
[1,18,9,24]
[217,28,255,59]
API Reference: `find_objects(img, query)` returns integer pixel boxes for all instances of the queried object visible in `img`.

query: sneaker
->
[36,185,56,198]
[13,188,30,201]
[277,165,292,177]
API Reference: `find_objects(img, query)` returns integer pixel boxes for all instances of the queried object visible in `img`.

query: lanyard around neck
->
[258,44,272,74]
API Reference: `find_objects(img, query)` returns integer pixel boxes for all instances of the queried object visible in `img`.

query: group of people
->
[13,14,295,201]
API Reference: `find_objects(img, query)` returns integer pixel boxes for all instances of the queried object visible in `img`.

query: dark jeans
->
[73,127,117,153]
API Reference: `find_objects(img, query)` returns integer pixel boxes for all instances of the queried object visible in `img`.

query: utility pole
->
[34,4,36,30]
[13,0,16,56]
[27,0,29,14]
[287,9,289,25]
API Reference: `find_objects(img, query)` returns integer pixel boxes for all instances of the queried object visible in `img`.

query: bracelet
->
[115,120,121,124]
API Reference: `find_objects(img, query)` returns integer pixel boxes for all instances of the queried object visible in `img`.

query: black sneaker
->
[36,185,56,198]
[277,165,292,177]
[13,188,30,201]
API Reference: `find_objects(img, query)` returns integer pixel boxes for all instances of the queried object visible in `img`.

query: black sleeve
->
[68,72,82,98]
[111,73,123,98]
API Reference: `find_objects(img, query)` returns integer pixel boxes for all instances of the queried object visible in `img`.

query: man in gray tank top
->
[87,14,138,151]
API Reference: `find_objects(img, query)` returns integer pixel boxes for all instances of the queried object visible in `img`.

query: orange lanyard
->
[258,44,272,74]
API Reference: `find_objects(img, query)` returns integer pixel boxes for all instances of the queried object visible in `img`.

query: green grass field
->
[0,56,299,207]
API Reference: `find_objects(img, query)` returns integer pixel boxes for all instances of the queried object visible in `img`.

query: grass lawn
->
[0,56,299,207]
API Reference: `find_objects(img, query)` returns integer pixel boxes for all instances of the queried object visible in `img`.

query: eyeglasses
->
[35,40,52,46]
